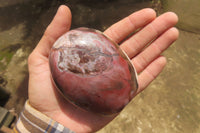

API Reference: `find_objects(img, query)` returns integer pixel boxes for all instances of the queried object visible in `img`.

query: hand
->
[28,5,178,133]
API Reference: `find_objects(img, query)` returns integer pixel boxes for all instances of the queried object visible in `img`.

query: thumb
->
[35,5,72,57]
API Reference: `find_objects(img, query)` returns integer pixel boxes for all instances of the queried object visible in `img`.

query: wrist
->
[13,100,75,133]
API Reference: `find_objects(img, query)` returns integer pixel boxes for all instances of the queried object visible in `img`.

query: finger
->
[136,56,167,94]
[121,12,178,58]
[35,5,72,57]
[104,8,156,43]
[133,27,179,73]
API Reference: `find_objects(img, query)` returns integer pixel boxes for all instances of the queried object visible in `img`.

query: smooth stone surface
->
[49,28,138,115]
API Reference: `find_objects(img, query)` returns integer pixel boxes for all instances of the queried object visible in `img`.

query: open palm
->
[28,5,178,133]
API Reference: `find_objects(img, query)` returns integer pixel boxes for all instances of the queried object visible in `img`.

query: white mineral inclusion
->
[49,27,139,115]
[54,30,100,49]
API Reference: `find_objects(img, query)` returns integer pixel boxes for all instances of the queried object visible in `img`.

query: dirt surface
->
[161,0,200,34]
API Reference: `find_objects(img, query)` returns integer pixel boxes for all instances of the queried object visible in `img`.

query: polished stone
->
[49,28,138,115]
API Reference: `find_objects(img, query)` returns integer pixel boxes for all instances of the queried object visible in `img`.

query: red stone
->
[49,27,138,115]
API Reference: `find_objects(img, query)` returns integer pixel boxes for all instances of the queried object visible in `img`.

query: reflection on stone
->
[49,27,138,115]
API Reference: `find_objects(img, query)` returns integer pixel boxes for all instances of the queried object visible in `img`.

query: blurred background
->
[0,0,199,132]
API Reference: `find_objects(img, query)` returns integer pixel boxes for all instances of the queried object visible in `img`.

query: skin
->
[28,5,179,133]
